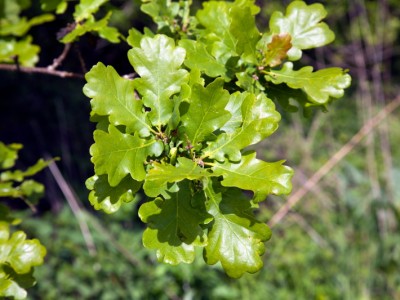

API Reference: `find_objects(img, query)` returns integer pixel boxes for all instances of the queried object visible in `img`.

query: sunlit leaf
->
[84,62,153,137]
[86,175,141,214]
[265,62,352,104]
[73,0,107,22]
[143,157,213,198]
[90,125,163,186]
[0,36,39,66]
[61,13,120,43]
[128,35,189,127]
[139,181,211,265]
[204,181,271,278]
[0,142,22,170]
[0,222,46,274]
[179,78,231,147]
[0,158,55,182]
[179,39,227,79]
[212,151,293,201]
[202,93,280,162]
[267,0,335,60]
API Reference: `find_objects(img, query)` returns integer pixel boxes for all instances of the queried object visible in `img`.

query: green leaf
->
[84,62,153,137]
[143,157,213,198]
[0,14,54,37]
[128,35,189,128]
[265,62,352,104]
[0,222,46,274]
[219,92,248,134]
[179,78,231,147]
[265,83,308,112]
[212,151,293,201]
[20,180,44,203]
[0,36,40,67]
[61,13,120,43]
[40,0,69,13]
[0,265,36,300]
[73,0,107,22]
[204,181,271,278]
[140,0,180,30]
[267,0,335,60]
[202,93,281,162]
[196,1,236,62]
[179,39,227,79]
[90,125,163,186]
[139,181,211,265]
[262,33,292,67]
[0,158,55,182]
[229,5,260,64]
[196,0,259,63]
[86,175,141,214]
[0,142,22,170]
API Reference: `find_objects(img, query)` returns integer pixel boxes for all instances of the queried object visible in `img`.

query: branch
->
[0,63,84,79]
[48,43,72,70]
[268,95,400,228]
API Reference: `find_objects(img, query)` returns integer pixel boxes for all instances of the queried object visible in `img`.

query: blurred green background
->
[1,0,400,299]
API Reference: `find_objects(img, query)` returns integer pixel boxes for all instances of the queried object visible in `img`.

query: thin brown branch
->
[0,63,84,79]
[48,43,72,70]
[268,95,400,228]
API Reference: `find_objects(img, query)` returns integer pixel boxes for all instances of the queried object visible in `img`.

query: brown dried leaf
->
[263,33,292,67]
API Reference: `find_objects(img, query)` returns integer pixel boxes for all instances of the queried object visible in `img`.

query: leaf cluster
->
[0,142,48,299]
[0,0,54,66]
[84,0,351,277]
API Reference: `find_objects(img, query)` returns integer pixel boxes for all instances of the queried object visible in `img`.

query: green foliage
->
[0,0,54,66]
[83,0,351,277]
[0,142,48,299]
[60,0,121,43]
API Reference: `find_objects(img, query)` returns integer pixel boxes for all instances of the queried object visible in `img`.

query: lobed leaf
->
[0,36,39,67]
[196,0,259,64]
[73,0,107,21]
[140,0,180,30]
[262,33,292,67]
[84,62,152,137]
[143,157,214,198]
[179,78,231,147]
[86,175,141,214]
[0,158,55,182]
[0,222,46,274]
[202,93,280,162]
[265,62,352,104]
[61,13,120,43]
[90,125,163,186]
[267,0,335,60]
[179,39,227,79]
[0,142,22,170]
[0,265,35,300]
[139,181,211,265]
[128,35,189,128]
[0,14,55,37]
[204,182,271,278]
[212,151,293,201]
[229,5,260,64]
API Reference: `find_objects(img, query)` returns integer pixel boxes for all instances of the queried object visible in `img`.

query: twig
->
[74,44,87,74]
[46,157,142,267]
[46,159,97,256]
[48,43,72,70]
[268,95,400,228]
[0,63,84,79]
